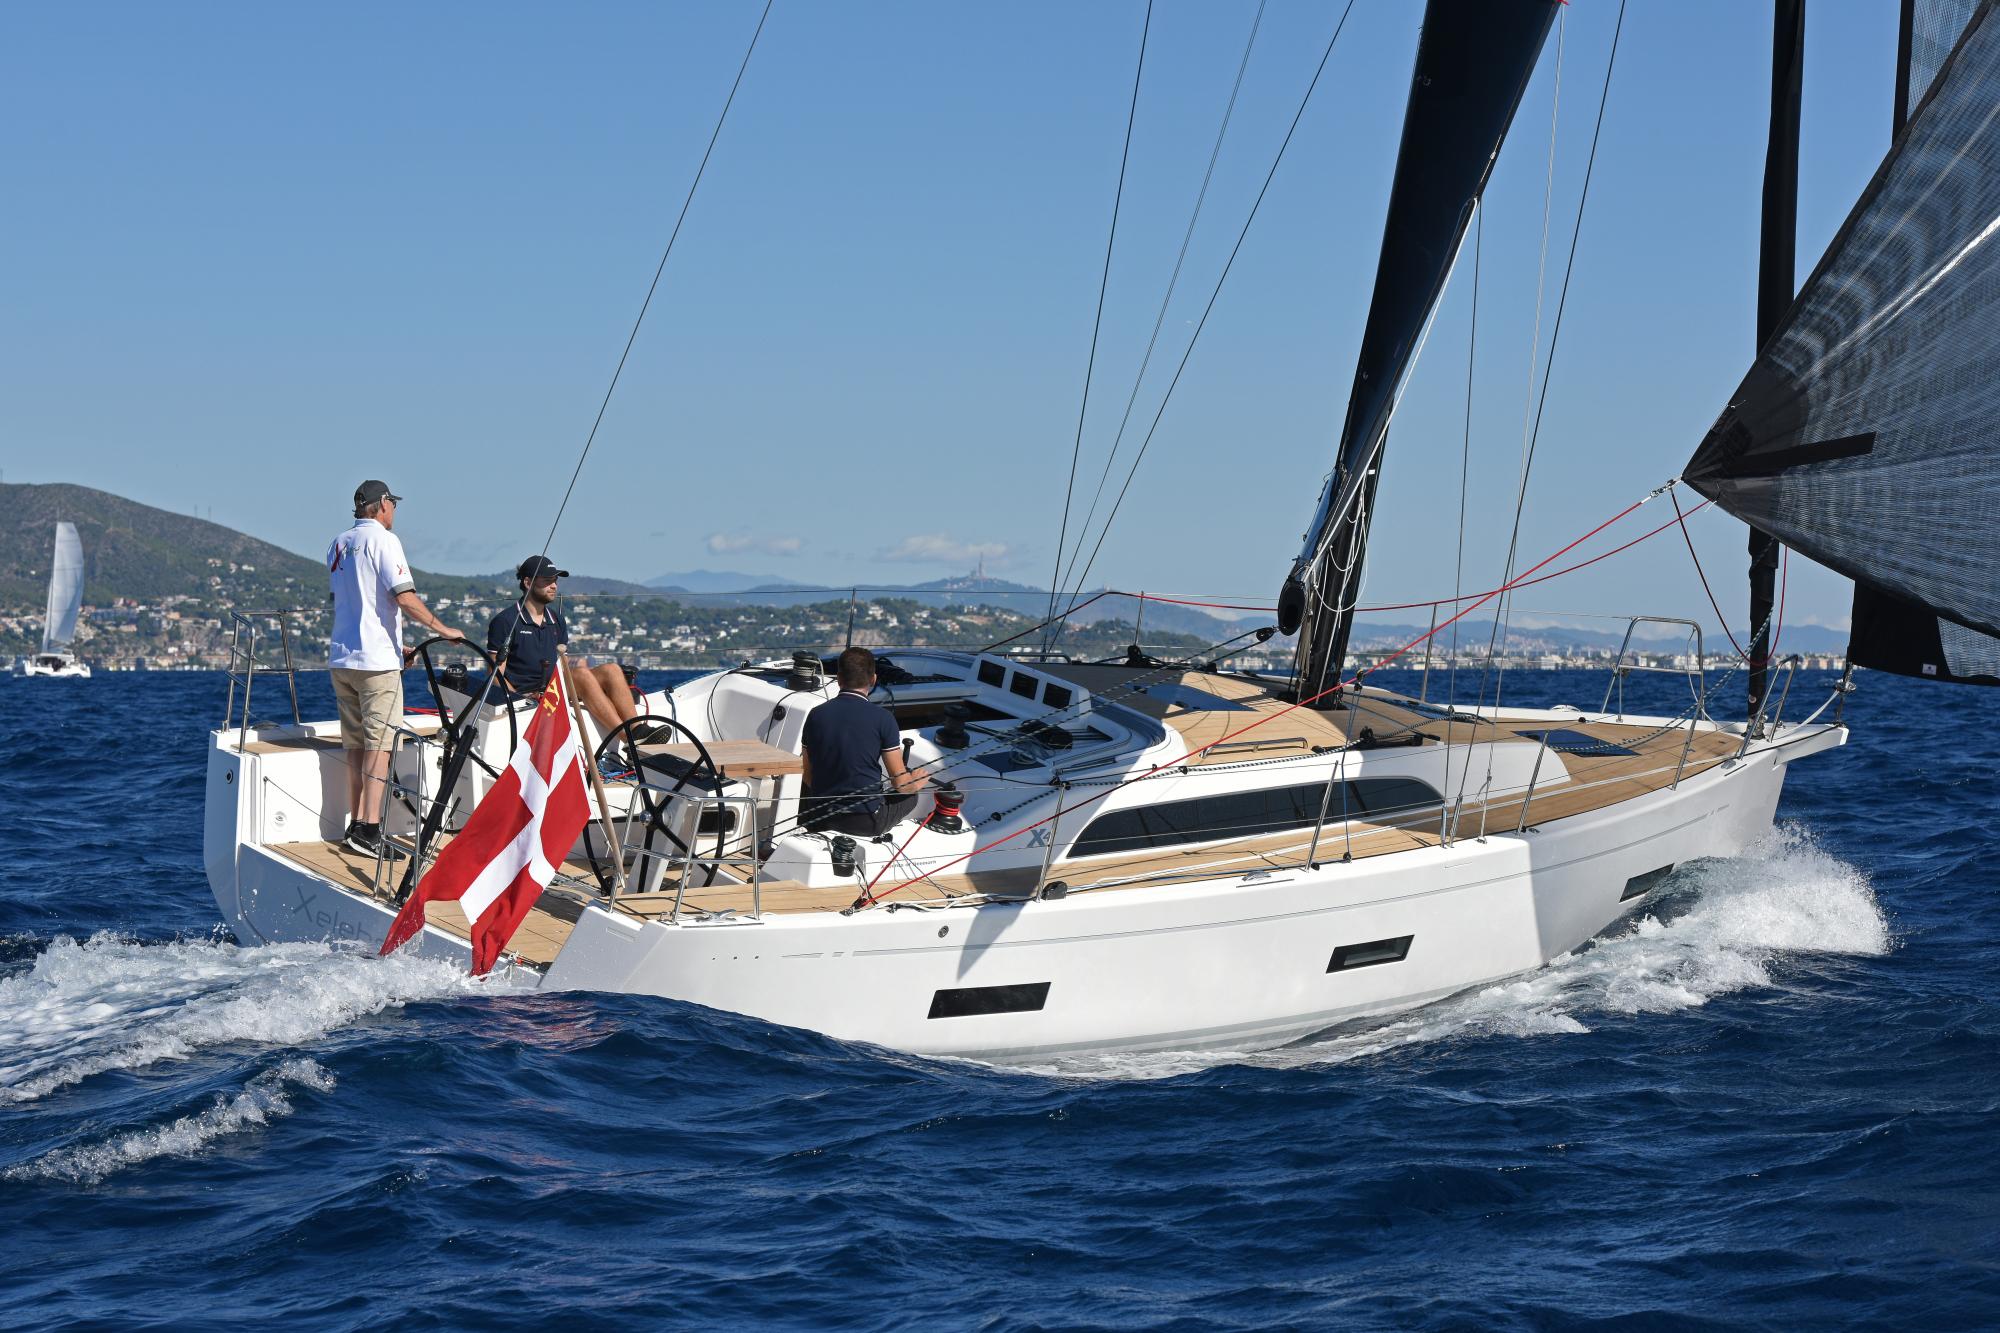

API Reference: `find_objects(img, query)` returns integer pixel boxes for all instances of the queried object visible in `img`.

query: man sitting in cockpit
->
[800,646,927,835]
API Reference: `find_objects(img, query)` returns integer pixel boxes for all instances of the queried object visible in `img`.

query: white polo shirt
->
[326,518,416,671]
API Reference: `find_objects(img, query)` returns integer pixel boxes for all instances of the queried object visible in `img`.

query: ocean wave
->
[6,1058,336,1185]
[0,934,474,1105]
[1033,825,1889,1080]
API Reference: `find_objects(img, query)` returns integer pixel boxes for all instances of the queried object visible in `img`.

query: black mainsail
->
[1685,0,2000,686]
[1277,0,1560,705]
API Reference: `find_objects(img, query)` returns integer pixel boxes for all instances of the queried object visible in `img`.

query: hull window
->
[1327,935,1414,972]
[928,981,1052,1020]
[1621,864,1676,901]
[1073,777,1442,858]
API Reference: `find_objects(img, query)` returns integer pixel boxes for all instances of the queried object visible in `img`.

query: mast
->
[1747,0,1804,731]
[1277,0,1560,706]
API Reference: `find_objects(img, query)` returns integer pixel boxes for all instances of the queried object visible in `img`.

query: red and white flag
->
[382,667,592,975]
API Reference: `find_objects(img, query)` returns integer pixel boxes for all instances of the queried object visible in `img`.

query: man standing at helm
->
[327,479,464,857]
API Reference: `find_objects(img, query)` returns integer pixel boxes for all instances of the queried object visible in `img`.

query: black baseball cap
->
[354,479,402,506]
[517,555,570,581]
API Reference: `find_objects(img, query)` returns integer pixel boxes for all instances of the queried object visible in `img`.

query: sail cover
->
[1684,2,2000,681]
[42,522,84,654]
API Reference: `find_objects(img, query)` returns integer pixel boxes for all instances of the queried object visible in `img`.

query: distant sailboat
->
[18,522,91,678]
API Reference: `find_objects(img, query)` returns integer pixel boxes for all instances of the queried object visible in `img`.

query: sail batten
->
[42,522,84,655]
[1280,0,1560,703]
[1685,1,2000,675]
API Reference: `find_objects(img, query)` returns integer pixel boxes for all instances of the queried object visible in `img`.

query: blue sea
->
[2,664,1995,1330]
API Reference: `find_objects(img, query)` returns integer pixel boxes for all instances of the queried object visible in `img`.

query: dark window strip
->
[1072,778,1443,859]
[1621,864,1676,901]
[928,981,1052,1020]
[1328,935,1414,973]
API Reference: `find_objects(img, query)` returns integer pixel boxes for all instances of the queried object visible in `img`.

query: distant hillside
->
[0,483,329,608]
[645,569,813,593]
[471,568,657,596]
[0,482,602,611]
[626,568,1265,643]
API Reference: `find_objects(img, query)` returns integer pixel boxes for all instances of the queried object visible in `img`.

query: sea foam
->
[0,934,473,1105]
[1034,826,1890,1080]
[6,1058,336,1185]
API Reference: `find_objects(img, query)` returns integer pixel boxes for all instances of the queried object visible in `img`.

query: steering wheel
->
[410,634,517,779]
[591,715,729,890]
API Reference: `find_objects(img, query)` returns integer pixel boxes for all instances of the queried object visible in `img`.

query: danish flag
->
[382,666,591,974]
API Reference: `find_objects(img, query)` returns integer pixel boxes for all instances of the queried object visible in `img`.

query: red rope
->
[1113,503,1716,619]
[879,490,1663,900]
[1358,501,1713,613]
[852,809,935,909]
[1671,488,1745,659]
[1130,592,1276,612]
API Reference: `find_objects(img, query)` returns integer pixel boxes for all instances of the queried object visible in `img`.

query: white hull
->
[204,685,1843,1058]
[16,653,90,678]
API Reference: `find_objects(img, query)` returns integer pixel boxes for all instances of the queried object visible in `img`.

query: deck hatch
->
[928,981,1052,1019]
[1139,683,1253,712]
[1620,864,1676,901]
[1516,728,1637,757]
[1327,935,1414,972]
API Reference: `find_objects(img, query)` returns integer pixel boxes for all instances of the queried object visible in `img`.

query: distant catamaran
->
[18,522,91,679]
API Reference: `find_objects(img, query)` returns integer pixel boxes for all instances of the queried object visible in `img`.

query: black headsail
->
[1847,0,2000,686]
[1685,0,2000,685]
[1277,0,1560,706]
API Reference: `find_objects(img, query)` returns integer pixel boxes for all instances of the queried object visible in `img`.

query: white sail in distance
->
[42,522,84,654]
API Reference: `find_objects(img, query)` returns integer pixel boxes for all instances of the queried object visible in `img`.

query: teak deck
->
[264,669,1745,929]
[265,836,581,966]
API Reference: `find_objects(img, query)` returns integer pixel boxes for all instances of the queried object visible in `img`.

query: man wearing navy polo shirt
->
[486,555,641,735]
[801,646,926,835]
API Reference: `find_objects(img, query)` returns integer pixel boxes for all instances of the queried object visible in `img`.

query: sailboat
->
[17,522,91,679]
[203,0,1995,1058]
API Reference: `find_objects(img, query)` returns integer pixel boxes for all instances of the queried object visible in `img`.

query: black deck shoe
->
[344,821,383,857]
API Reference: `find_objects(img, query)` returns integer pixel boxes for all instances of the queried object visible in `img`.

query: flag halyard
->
[381,667,592,974]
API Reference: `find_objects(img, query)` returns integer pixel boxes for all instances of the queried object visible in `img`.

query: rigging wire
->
[1467,0,1621,830]
[1672,485,1747,658]
[880,484,1669,901]
[1444,200,1481,834]
[1053,0,1361,628]
[537,0,774,560]
[1044,0,1156,640]
[1048,0,1268,635]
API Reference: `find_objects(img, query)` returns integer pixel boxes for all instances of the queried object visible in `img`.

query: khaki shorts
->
[331,667,404,752]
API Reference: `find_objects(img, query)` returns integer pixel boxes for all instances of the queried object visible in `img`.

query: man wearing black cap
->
[485,555,641,735]
[327,479,464,856]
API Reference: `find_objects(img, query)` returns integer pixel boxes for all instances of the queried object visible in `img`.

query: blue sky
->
[1,1,1898,634]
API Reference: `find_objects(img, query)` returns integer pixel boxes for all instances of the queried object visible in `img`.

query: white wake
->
[7,1058,337,1185]
[1030,827,1891,1080]
[0,934,475,1105]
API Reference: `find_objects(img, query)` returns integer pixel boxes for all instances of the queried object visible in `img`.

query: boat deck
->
[265,837,585,966]
[1037,664,1512,763]
[262,668,1745,925]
